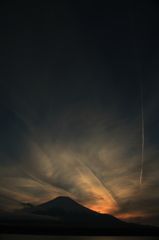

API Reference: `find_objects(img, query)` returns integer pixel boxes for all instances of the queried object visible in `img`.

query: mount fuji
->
[1,196,158,235]
[20,196,132,227]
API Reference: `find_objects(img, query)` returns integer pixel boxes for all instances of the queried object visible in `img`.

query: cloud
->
[21,203,34,207]
[0,81,159,226]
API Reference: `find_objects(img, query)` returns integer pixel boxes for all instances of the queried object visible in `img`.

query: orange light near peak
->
[115,212,148,221]
[83,201,118,215]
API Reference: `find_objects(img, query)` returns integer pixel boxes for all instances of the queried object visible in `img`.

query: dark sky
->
[0,0,159,226]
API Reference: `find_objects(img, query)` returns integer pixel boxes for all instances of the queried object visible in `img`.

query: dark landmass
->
[0,196,159,236]
[1,224,159,236]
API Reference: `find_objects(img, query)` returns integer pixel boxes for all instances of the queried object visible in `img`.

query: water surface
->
[0,235,158,240]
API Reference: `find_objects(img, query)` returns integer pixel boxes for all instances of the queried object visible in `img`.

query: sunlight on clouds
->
[0,130,119,213]
[116,211,149,221]
[0,103,159,225]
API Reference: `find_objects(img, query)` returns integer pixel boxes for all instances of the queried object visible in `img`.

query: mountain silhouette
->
[33,196,99,215]
[1,196,158,236]
[20,196,140,228]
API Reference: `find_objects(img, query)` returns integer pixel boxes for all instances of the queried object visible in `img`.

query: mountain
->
[32,196,98,215]
[34,196,93,211]
[20,196,135,227]
[1,197,158,235]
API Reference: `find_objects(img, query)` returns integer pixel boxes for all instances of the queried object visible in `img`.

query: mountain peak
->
[52,196,78,202]
[56,196,69,198]
[54,196,73,200]
[27,196,128,227]
[36,196,97,213]
[37,196,88,213]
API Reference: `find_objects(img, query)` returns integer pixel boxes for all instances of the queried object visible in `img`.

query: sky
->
[0,0,159,227]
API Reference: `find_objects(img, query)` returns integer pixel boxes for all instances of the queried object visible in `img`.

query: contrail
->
[127,0,145,184]
[139,82,144,184]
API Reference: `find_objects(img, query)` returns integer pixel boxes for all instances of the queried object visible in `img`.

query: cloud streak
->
[0,90,159,226]
[0,22,159,225]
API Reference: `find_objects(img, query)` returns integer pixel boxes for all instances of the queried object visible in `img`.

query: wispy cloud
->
[0,84,159,226]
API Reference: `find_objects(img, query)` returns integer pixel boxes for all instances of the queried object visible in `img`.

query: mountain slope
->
[21,196,128,227]
[20,196,158,229]
[1,196,158,235]
[37,196,96,213]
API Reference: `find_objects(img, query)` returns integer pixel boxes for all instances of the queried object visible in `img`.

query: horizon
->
[1,195,159,228]
[0,0,159,228]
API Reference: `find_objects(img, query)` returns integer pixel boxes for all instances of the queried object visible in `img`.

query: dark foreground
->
[1,197,159,236]
[1,224,159,236]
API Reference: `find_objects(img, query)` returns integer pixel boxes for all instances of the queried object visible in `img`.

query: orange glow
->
[84,203,149,222]
[83,202,118,214]
[116,212,148,219]
[113,211,153,225]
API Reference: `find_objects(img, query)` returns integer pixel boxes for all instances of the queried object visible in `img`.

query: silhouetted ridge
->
[17,196,158,229]
[36,196,97,214]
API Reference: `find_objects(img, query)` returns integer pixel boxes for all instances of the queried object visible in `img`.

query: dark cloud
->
[21,203,34,208]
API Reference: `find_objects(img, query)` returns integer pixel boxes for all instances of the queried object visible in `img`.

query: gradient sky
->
[0,0,159,227]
